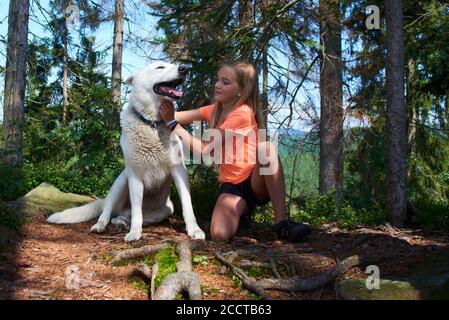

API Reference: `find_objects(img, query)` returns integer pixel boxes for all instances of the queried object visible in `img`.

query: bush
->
[0,203,28,229]
[291,193,387,229]
[415,198,449,231]
[0,157,124,201]
[170,164,220,221]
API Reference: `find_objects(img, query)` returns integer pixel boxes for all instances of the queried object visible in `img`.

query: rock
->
[6,182,94,218]
[337,273,449,300]
[337,250,449,300]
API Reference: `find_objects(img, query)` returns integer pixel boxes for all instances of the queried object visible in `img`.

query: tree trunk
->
[319,0,343,203]
[62,31,68,125]
[261,47,269,127]
[239,0,254,62]
[111,0,125,114]
[385,0,408,227]
[406,59,416,155]
[444,96,448,129]
[2,0,30,168]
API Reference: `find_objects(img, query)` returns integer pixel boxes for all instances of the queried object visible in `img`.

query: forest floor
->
[1,214,449,300]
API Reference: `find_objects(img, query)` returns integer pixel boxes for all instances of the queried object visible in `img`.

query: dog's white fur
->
[47,62,205,242]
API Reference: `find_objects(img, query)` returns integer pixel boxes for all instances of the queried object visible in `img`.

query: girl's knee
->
[210,225,233,241]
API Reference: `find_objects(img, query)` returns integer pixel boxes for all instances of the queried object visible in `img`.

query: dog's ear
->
[125,75,134,86]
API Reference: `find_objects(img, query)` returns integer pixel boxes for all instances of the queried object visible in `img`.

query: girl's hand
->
[159,100,175,123]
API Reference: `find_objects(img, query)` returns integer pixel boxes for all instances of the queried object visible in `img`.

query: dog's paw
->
[124,230,142,242]
[90,222,107,233]
[111,217,130,232]
[188,226,206,240]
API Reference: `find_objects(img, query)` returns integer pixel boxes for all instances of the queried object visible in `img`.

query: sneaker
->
[272,219,312,242]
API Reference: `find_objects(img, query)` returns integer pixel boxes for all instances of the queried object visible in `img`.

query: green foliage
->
[252,203,274,225]
[415,198,449,231]
[230,273,242,289]
[0,30,123,201]
[192,254,209,266]
[0,203,28,229]
[244,266,272,278]
[249,293,263,300]
[128,276,149,294]
[345,125,387,208]
[171,164,220,220]
[291,193,387,229]
[0,157,124,201]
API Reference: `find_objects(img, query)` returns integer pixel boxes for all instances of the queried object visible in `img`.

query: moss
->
[112,259,132,267]
[98,253,113,262]
[202,286,221,294]
[337,272,449,300]
[249,292,263,300]
[129,276,149,294]
[142,245,179,289]
[245,266,272,278]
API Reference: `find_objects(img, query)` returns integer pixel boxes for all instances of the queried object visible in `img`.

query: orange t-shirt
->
[198,103,259,185]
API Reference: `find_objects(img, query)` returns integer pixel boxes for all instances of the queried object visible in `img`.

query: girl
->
[159,61,311,242]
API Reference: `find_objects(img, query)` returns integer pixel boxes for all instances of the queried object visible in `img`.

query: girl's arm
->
[160,101,217,158]
[175,109,203,125]
[172,124,209,157]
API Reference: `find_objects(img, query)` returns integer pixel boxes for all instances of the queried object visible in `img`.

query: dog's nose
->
[178,66,190,75]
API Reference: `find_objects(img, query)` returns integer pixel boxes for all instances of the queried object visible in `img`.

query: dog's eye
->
[156,66,165,70]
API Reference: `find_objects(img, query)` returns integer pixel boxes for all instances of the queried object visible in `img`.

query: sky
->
[0,0,366,132]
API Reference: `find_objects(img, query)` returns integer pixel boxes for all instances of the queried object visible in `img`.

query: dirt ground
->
[1,215,448,300]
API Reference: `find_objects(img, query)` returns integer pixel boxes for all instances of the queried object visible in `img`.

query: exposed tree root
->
[215,252,274,300]
[154,241,202,300]
[113,240,202,300]
[258,255,392,291]
[216,251,393,297]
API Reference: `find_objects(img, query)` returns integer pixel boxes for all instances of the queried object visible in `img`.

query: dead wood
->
[111,243,171,263]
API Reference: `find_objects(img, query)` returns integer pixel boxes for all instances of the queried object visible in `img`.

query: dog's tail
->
[46,199,104,224]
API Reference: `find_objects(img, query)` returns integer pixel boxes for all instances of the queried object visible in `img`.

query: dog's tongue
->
[159,85,183,98]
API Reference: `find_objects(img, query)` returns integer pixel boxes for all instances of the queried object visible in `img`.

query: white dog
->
[47,62,205,242]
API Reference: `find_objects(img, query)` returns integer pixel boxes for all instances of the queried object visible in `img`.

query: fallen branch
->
[215,253,274,300]
[111,243,171,263]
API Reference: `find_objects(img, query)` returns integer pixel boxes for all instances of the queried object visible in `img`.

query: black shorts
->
[218,169,271,219]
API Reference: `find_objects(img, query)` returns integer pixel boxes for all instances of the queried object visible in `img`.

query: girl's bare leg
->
[210,193,247,241]
[250,141,287,223]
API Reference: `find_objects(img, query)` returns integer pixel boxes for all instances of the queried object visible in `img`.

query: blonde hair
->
[210,61,265,129]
